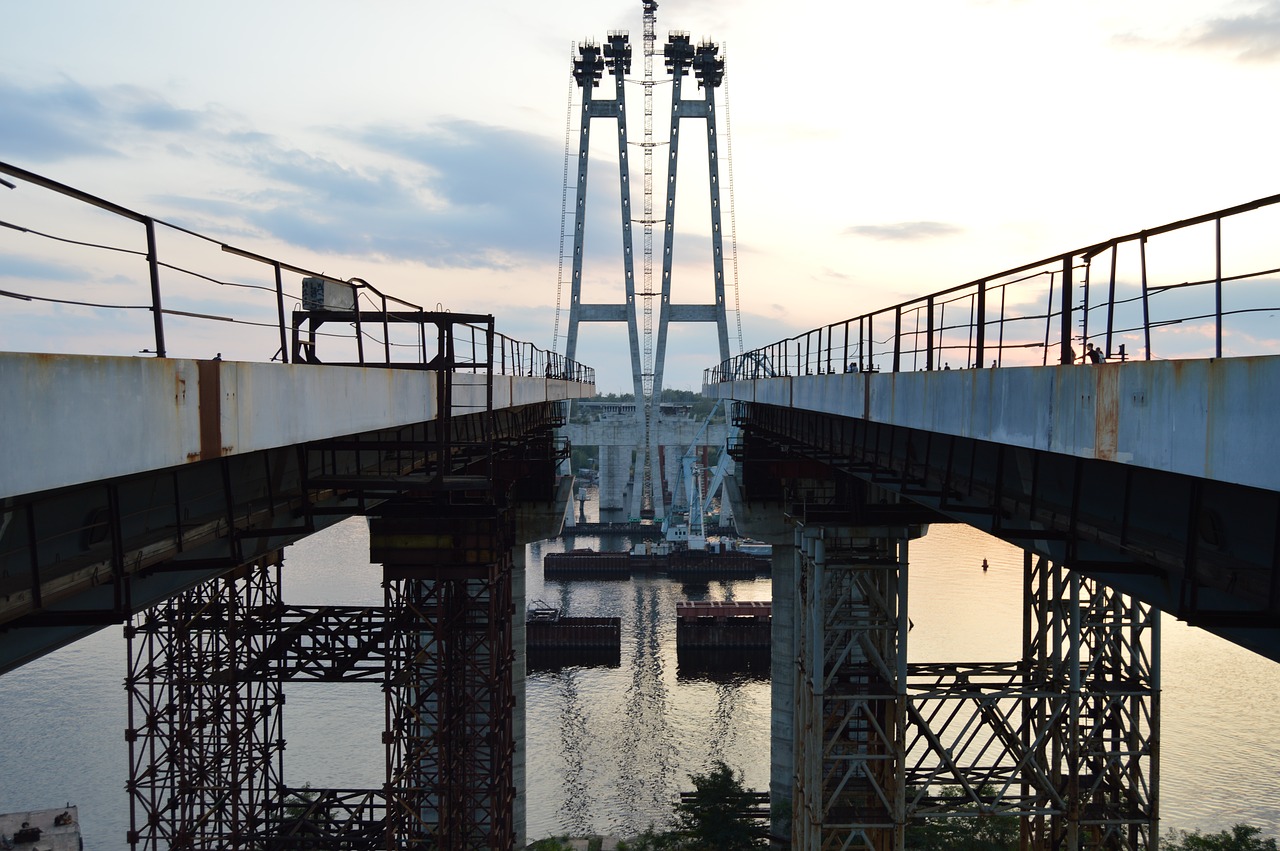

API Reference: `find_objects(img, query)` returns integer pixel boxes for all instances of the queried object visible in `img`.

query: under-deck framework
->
[787,521,1157,851]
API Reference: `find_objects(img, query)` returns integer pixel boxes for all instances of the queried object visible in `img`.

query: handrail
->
[0,160,593,384]
[707,192,1280,383]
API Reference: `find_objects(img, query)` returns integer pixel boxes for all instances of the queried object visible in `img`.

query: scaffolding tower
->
[126,556,286,850]
[122,313,562,850]
[791,526,1158,850]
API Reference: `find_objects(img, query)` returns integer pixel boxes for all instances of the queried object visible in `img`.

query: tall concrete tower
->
[563,6,732,521]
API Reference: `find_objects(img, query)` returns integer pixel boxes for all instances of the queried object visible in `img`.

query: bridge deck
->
[709,356,1280,660]
[2,352,591,499]
[707,355,1279,494]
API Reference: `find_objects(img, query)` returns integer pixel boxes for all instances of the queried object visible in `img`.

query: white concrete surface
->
[706,355,1280,494]
[2,352,593,498]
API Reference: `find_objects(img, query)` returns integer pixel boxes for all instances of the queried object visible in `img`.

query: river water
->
[1,517,1277,848]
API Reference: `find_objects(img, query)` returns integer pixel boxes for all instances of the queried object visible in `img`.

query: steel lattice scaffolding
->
[377,505,517,850]
[794,526,910,851]
[126,556,285,850]
[791,526,1159,851]
[1021,553,1159,851]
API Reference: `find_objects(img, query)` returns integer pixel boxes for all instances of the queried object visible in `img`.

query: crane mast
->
[639,0,659,515]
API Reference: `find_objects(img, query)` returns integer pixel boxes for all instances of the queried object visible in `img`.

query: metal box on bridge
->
[302,276,355,311]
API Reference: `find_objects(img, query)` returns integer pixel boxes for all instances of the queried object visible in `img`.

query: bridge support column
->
[598,443,631,521]
[1022,554,1159,851]
[125,555,285,851]
[792,523,912,851]
[372,506,516,851]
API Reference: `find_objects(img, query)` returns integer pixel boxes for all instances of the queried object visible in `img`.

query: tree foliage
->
[904,786,1018,851]
[674,761,763,850]
[1164,825,1279,851]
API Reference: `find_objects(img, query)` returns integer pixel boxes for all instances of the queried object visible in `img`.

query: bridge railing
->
[0,161,592,384]
[706,192,1280,382]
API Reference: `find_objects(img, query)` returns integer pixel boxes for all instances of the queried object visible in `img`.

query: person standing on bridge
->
[1084,342,1103,364]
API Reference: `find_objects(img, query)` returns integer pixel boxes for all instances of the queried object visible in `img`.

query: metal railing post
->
[926,296,935,371]
[974,280,986,369]
[1106,245,1118,360]
[868,314,874,371]
[1215,217,1223,358]
[144,218,166,357]
[893,308,902,373]
[352,288,366,365]
[1060,256,1073,364]
[273,262,288,364]
[381,295,391,363]
[1140,237,1152,360]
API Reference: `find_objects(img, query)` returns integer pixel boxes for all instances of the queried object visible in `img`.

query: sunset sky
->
[4,0,1279,390]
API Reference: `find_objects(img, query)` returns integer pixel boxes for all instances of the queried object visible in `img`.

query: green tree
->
[617,826,684,850]
[1164,825,1278,851]
[905,786,1018,851]
[674,761,763,850]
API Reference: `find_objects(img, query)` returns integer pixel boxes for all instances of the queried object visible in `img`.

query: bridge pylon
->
[563,15,732,521]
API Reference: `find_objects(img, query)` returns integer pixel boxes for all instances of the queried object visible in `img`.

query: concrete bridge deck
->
[0,351,593,672]
[707,356,1280,660]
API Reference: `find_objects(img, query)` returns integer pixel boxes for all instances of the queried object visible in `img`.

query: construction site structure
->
[779,521,1158,850]
[562,2,732,523]
[122,312,572,850]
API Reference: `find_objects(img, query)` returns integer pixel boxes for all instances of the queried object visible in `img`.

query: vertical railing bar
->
[418,308,427,366]
[1061,256,1073,364]
[938,302,946,369]
[1043,272,1055,367]
[1106,245,1118,360]
[893,307,902,373]
[913,310,920,372]
[997,284,1007,367]
[144,217,166,357]
[975,280,986,369]
[1215,217,1223,358]
[868,314,874,372]
[1140,236,1152,360]
[926,296,935,371]
[1081,257,1091,355]
[273,261,288,364]
[966,294,974,369]
[352,289,365,365]
[382,295,391,363]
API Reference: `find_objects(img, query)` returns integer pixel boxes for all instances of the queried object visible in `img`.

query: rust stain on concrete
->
[197,360,222,461]
[1094,364,1119,461]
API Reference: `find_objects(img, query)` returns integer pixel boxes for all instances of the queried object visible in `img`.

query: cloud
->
[161,120,571,270]
[843,221,963,241]
[0,76,703,276]
[0,77,208,162]
[1184,3,1280,62]
[1117,2,1280,62]
[0,255,84,284]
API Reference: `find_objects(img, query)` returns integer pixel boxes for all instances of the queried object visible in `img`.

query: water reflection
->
[553,668,595,834]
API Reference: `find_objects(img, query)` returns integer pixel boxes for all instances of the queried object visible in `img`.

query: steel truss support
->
[793,523,911,851]
[375,506,517,850]
[1022,553,1159,851]
[789,527,1158,851]
[125,555,285,850]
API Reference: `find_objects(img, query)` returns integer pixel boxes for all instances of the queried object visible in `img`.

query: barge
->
[543,537,771,580]
[525,605,621,670]
[675,600,771,676]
